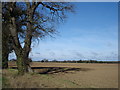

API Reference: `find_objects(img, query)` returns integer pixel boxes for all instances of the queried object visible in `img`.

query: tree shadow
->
[10,67,92,74]
[33,67,92,74]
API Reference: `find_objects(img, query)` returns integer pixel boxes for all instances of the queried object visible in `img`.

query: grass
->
[2,69,98,88]
[3,62,118,88]
[2,69,18,88]
[2,76,10,88]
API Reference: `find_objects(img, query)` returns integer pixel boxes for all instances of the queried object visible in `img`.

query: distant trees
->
[39,59,118,64]
[41,59,48,62]
[2,2,74,75]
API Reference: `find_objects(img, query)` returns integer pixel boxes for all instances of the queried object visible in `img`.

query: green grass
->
[2,69,18,88]
[2,76,10,88]
[7,69,18,72]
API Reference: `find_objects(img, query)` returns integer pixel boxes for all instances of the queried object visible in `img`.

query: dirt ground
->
[2,62,118,88]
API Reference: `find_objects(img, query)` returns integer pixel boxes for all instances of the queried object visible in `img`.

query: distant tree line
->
[32,59,119,64]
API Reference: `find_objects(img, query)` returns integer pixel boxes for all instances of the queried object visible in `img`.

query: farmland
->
[2,62,118,88]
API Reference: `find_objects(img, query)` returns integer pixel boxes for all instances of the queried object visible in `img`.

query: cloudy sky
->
[9,2,118,61]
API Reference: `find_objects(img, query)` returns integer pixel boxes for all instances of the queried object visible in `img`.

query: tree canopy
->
[2,2,74,75]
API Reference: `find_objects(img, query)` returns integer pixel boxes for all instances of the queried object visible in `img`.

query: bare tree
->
[2,2,74,75]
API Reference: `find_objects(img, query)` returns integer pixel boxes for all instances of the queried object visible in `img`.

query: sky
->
[9,2,118,61]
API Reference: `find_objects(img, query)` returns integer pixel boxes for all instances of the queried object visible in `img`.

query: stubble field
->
[3,62,118,88]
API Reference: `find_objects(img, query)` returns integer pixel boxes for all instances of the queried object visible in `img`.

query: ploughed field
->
[3,62,118,88]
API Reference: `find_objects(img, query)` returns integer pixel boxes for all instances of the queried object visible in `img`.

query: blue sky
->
[9,2,118,61]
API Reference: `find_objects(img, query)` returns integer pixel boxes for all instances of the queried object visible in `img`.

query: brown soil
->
[3,62,118,88]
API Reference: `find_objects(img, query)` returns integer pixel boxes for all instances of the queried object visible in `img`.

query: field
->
[2,62,118,88]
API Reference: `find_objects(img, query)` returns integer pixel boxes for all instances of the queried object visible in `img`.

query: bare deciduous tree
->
[2,2,74,75]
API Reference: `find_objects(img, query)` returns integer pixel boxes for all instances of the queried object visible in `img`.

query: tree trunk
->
[2,52,8,69]
[16,49,33,75]
[2,34,9,69]
[7,2,33,75]
[16,51,33,75]
[24,54,33,73]
[16,56,26,75]
[2,23,9,69]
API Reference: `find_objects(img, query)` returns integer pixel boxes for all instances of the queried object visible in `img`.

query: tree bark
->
[5,2,37,75]
[7,3,33,75]
[16,50,33,75]
[16,55,26,75]
[2,51,8,69]
[2,26,9,69]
